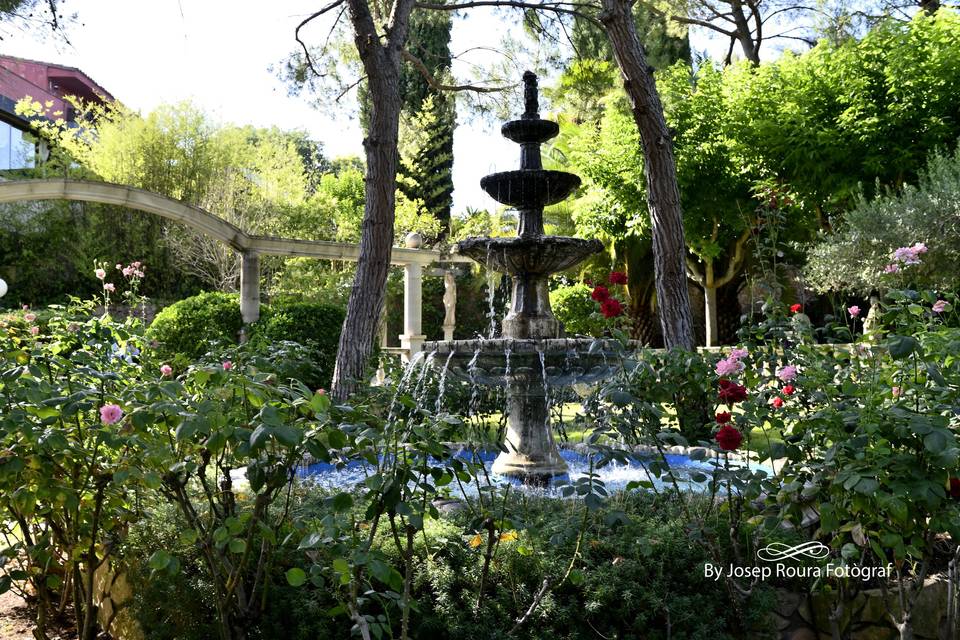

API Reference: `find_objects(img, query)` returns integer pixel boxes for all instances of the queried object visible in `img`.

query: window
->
[0,120,36,170]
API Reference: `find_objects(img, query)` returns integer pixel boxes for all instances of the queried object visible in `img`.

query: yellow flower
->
[499,530,518,542]
[468,534,484,548]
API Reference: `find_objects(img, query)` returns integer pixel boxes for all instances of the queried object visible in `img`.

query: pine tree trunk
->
[599,0,695,351]
[331,0,415,400]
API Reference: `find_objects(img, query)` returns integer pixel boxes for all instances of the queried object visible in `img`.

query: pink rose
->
[729,348,749,361]
[24,313,36,322]
[95,268,106,280]
[99,404,123,425]
[222,361,233,371]
[848,305,861,318]
[884,264,899,274]
[771,396,784,408]
[715,357,744,377]
[160,364,173,377]
[892,386,902,398]
[776,365,798,382]
[29,325,39,336]
[316,388,326,396]
[933,300,948,314]
[103,283,116,292]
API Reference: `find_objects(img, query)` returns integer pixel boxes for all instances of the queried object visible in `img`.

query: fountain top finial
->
[522,70,539,119]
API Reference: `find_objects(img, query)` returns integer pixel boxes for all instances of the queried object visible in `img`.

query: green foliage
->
[806,147,960,294]
[250,300,345,388]
[146,291,246,362]
[725,10,960,210]
[267,259,355,308]
[0,199,203,307]
[550,282,606,337]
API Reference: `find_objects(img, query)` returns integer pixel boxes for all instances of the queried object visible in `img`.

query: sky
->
[0,1,727,216]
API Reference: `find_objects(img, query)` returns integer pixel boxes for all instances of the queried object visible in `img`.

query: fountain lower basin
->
[297,448,771,496]
[423,338,625,480]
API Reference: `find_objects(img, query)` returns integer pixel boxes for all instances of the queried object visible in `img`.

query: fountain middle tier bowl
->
[480,169,581,208]
[457,236,603,276]
[421,338,625,388]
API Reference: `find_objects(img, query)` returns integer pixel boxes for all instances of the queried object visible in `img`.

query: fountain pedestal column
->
[493,376,567,478]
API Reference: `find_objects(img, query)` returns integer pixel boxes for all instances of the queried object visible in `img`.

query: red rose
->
[715,411,732,424]
[783,385,795,396]
[771,396,784,408]
[609,271,628,285]
[715,424,743,451]
[790,303,802,313]
[591,285,610,302]
[718,379,748,404]
[950,478,960,500]
[600,297,623,318]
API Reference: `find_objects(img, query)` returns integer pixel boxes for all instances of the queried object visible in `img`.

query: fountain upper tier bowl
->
[501,118,559,144]
[457,236,604,276]
[480,169,581,208]
[422,338,625,388]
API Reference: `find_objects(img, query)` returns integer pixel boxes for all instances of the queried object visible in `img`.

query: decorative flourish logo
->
[757,541,831,562]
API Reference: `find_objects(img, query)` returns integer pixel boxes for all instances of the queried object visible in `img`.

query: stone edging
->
[561,441,753,464]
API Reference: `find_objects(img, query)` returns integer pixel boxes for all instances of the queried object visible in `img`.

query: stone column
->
[442,270,457,341]
[239,251,260,342]
[399,262,425,361]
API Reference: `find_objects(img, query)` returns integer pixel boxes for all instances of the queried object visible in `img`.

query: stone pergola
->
[0,178,471,359]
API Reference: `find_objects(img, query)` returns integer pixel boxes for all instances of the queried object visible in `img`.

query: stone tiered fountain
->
[423,71,621,482]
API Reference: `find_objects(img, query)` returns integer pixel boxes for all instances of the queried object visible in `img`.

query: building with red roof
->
[0,54,114,170]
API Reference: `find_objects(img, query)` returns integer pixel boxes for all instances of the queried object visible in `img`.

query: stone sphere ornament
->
[404,232,423,249]
[0,277,7,299]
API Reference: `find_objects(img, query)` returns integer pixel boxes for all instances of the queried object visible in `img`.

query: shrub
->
[147,291,247,361]
[551,283,605,337]
[805,147,960,295]
[249,300,345,387]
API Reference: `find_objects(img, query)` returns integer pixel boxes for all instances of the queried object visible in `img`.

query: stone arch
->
[0,178,469,358]
[0,178,249,250]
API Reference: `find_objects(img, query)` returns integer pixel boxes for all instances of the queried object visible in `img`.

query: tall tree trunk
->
[704,284,718,347]
[599,0,695,351]
[331,0,416,400]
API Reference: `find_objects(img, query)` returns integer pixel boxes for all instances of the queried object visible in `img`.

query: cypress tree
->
[397,9,455,239]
